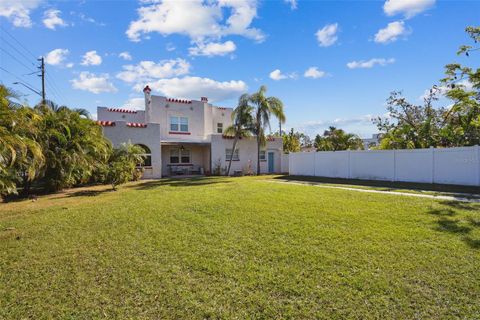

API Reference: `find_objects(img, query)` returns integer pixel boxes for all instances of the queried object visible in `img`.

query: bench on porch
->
[168,164,203,176]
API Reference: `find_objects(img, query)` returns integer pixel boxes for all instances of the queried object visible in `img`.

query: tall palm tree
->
[224,94,253,176]
[249,86,286,175]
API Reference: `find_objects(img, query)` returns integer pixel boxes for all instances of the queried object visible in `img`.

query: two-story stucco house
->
[97,86,284,178]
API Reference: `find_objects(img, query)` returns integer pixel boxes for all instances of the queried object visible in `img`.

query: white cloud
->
[0,0,41,27]
[269,69,297,81]
[117,58,190,83]
[119,51,132,60]
[189,40,236,57]
[43,9,67,30]
[166,43,176,51]
[384,0,435,18]
[81,50,102,66]
[71,72,117,94]
[285,0,297,10]
[347,58,395,69]
[374,21,409,43]
[315,23,338,47]
[135,76,247,103]
[304,67,326,79]
[126,0,264,43]
[123,97,145,110]
[45,48,70,66]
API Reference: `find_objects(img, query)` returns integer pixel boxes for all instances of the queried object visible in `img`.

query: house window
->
[136,144,152,167]
[170,148,190,164]
[225,148,239,161]
[260,150,266,161]
[170,116,189,132]
[217,123,223,133]
[170,149,179,163]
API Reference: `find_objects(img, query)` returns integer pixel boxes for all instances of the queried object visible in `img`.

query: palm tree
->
[224,94,253,176]
[314,126,364,151]
[249,86,286,175]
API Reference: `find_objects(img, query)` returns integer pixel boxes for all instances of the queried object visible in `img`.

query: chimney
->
[143,85,152,123]
[201,96,208,102]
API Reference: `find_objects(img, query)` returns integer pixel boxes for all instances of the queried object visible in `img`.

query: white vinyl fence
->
[289,146,480,186]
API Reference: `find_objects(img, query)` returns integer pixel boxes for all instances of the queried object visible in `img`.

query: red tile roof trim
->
[107,108,137,114]
[127,122,147,128]
[166,98,192,104]
[217,107,227,110]
[97,121,115,127]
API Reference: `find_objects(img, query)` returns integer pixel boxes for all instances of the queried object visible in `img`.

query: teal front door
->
[268,152,274,173]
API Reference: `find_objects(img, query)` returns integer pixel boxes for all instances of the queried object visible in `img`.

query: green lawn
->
[1,176,479,319]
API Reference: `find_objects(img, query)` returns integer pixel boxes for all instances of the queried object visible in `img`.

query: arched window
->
[136,144,152,167]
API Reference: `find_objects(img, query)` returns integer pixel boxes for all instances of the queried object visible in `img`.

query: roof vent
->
[143,85,151,94]
[201,96,208,102]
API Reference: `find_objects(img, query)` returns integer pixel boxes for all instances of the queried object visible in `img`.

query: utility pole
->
[38,57,45,104]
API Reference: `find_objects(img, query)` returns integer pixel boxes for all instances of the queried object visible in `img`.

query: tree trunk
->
[257,137,261,175]
[279,121,282,136]
[226,135,239,176]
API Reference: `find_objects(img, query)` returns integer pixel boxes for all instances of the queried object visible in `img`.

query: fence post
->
[476,145,480,186]
[347,150,351,179]
[430,146,435,184]
[392,150,396,182]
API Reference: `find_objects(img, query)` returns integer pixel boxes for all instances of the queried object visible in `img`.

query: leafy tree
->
[249,86,286,175]
[282,128,302,153]
[103,143,145,191]
[374,26,479,149]
[440,26,480,146]
[373,89,444,149]
[224,94,253,176]
[314,126,364,151]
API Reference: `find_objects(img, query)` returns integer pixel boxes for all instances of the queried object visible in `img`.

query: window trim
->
[259,150,266,161]
[225,148,240,161]
[169,116,189,133]
[217,122,223,134]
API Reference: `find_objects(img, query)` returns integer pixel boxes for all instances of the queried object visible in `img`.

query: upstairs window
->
[217,123,223,133]
[170,116,189,132]
[225,148,239,161]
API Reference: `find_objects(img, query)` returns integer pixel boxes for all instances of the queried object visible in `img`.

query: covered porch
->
[161,141,211,177]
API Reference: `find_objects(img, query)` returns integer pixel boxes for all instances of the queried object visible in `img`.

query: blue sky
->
[1,0,478,137]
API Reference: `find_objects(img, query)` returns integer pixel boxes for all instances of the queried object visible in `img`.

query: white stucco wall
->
[101,121,162,179]
[210,135,283,175]
[144,94,233,142]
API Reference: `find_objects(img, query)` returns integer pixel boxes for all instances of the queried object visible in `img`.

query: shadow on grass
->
[128,177,231,190]
[276,175,480,195]
[66,189,114,198]
[427,205,480,250]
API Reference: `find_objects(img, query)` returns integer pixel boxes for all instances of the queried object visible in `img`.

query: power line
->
[0,47,37,73]
[2,37,37,68]
[0,25,38,60]
[0,66,39,91]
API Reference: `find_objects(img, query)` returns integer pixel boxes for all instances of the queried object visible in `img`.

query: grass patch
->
[1,176,480,318]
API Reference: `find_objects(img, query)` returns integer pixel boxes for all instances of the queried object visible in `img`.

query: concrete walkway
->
[265,179,480,203]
